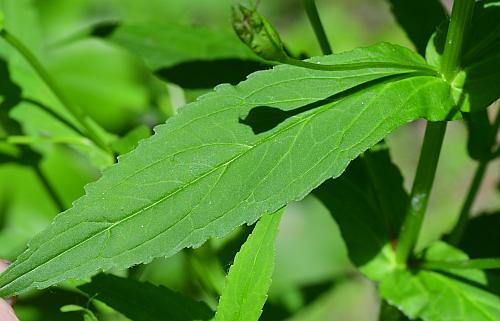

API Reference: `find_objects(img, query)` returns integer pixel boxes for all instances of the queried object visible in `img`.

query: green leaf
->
[460,1,500,113]
[0,43,454,297]
[214,210,283,321]
[60,305,99,321]
[385,0,447,55]
[107,22,267,88]
[314,144,408,279]
[462,1,500,65]
[459,212,500,258]
[378,300,412,321]
[463,110,496,161]
[380,242,500,321]
[78,273,213,321]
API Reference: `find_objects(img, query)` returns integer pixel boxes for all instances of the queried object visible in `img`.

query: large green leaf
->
[380,242,500,321]
[107,22,267,88]
[214,210,283,321]
[79,274,213,321]
[314,144,408,279]
[0,43,454,296]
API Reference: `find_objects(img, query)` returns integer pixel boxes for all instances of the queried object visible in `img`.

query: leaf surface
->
[380,242,500,321]
[214,210,282,321]
[79,274,213,321]
[0,43,454,296]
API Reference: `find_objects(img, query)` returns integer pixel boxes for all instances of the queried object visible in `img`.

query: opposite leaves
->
[0,43,454,296]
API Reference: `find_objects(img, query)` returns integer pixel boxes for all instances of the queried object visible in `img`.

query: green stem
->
[302,0,332,55]
[395,0,475,266]
[396,122,447,265]
[7,135,92,146]
[282,56,437,74]
[448,107,500,244]
[0,29,113,156]
[421,258,500,271]
[440,0,475,81]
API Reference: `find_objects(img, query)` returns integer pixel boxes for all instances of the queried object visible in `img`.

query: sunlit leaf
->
[214,210,283,321]
[0,43,454,296]
[380,242,500,321]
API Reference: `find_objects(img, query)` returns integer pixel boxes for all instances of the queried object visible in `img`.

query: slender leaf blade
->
[79,274,213,321]
[214,210,283,321]
[0,43,454,297]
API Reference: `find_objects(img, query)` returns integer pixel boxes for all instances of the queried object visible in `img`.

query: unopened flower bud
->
[232,4,287,62]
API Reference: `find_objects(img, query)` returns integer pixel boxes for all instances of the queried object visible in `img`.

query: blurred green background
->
[0,0,498,320]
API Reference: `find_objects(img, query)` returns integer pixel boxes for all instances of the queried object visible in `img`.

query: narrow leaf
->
[78,273,213,321]
[464,111,496,161]
[214,210,283,321]
[0,43,454,297]
[61,305,100,321]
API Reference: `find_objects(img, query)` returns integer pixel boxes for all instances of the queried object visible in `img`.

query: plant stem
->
[421,258,500,271]
[396,122,447,265]
[7,135,92,146]
[448,107,500,245]
[302,0,332,55]
[0,29,113,156]
[395,0,475,266]
[440,0,475,81]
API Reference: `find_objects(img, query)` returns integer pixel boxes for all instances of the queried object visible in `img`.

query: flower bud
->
[232,4,287,62]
